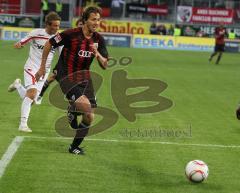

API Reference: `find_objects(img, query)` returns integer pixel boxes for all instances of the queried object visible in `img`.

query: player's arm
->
[35,41,52,81]
[14,30,35,49]
[94,49,108,69]
[35,32,68,81]
[14,42,23,49]
[93,36,109,70]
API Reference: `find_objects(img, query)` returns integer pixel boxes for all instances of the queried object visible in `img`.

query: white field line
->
[0,136,24,179]
[22,135,240,149]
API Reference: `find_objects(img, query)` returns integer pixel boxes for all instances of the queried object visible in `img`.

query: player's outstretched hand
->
[14,42,23,49]
[35,68,46,82]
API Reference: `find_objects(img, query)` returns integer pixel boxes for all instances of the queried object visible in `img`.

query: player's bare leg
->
[19,88,37,132]
[68,95,94,155]
[36,73,56,104]
[215,52,223,64]
[209,52,217,62]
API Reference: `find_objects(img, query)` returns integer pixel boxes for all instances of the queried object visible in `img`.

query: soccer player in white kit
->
[8,12,61,132]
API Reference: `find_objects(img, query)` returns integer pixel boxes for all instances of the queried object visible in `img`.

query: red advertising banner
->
[126,3,168,15]
[177,6,234,24]
[147,4,168,15]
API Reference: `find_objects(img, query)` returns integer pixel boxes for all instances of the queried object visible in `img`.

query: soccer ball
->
[185,160,209,183]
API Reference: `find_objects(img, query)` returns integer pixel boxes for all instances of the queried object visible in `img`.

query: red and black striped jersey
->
[50,27,108,83]
[215,27,226,45]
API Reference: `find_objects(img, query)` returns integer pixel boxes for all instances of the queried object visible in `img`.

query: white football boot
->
[18,125,32,133]
[8,78,21,92]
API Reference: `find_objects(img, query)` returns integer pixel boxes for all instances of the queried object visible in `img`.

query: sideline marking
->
[0,136,24,179]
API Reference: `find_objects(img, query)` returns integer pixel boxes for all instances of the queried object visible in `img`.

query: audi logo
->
[78,50,94,58]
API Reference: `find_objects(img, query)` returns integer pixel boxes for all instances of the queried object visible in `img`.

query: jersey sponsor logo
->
[35,43,44,49]
[34,43,55,52]
[78,50,94,58]
[54,33,62,43]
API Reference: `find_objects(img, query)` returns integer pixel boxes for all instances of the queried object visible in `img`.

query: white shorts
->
[24,67,50,94]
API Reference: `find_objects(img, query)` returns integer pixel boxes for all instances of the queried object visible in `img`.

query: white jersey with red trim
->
[20,28,59,70]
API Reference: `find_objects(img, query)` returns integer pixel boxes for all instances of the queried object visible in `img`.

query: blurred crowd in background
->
[0,0,240,38]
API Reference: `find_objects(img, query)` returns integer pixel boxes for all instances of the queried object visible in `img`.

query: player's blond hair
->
[45,11,61,25]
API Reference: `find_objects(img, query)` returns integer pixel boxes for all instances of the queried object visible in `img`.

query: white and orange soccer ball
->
[185,160,209,183]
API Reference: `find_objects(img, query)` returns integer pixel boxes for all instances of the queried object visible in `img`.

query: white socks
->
[20,97,33,127]
[15,82,26,99]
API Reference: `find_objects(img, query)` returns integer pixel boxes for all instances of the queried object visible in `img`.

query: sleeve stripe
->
[20,36,49,45]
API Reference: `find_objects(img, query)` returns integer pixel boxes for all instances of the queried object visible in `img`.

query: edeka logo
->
[78,50,94,58]
[133,36,175,49]
[3,30,28,41]
[49,59,173,137]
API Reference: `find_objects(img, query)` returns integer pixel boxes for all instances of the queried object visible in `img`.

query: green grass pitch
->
[0,40,240,193]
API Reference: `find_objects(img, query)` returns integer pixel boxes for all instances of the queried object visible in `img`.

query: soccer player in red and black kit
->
[209,24,226,64]
[36,17,83,104]
[35,6,108,155]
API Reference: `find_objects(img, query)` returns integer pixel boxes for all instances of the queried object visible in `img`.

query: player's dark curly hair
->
[45,11,61,25]
[82,6,102,24]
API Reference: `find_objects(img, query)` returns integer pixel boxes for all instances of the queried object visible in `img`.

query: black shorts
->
[59,79,97,108]
[215,44,225,52]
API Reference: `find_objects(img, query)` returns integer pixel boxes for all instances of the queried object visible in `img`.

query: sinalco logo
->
[78,50,93,58]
